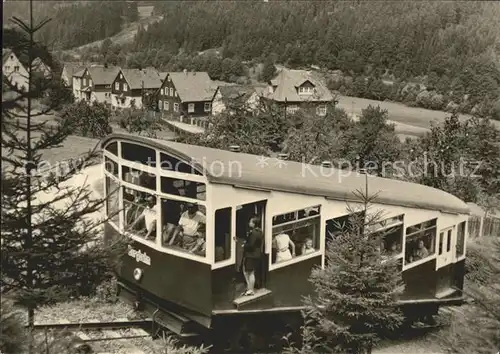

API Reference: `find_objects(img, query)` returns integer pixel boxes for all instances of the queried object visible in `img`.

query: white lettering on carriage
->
[127,245,151,266]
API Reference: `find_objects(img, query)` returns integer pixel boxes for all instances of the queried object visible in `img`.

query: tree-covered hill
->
[2,1,139,50]
[133,1,500,117]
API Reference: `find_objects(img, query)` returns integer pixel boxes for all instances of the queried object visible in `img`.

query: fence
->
[468,214,500,238]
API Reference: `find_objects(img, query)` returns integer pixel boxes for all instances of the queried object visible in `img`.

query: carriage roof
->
[101,134,470,215]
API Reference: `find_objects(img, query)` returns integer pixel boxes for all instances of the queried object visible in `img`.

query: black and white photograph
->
[1,1,500,353]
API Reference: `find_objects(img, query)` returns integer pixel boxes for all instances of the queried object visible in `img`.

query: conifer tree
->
[1,2,125,347]
[285,174,405,354]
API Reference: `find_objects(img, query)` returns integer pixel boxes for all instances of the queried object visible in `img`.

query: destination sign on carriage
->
[127,245,151,266]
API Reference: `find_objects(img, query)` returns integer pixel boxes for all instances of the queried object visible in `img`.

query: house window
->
[405,219,437,265]
[158,100,163,110]
[169,88,173,96]
[119,73,123,79]
[188,103,195,113]
[286,105,299,114]
[175,92,178,97]
[123,83,128,91]
[271,206,321,265]
[14,66,19,72]
[5,66,10,70]
[164,101,169,111]
[174,103,179,112]
[298,86,314,94]
[161,88,164,95]
[89,79,93,87]
[204,102,211,112]
[316,105,327,116]
[115,82,119,90]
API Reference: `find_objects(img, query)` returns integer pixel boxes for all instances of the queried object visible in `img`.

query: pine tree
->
[260,57,277,82]
[1,2,125,348]
[285,178,405,354]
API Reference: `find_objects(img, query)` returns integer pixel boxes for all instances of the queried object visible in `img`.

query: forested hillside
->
[2,1,138,49]
[132,1,499,118]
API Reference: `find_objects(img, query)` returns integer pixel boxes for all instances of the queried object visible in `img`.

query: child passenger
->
[301,237,315,255]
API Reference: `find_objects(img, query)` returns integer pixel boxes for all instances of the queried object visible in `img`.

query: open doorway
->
[235,200,267,291]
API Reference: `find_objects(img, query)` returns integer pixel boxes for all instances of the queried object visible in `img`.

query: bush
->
[0,299,26,354]
[95,276,119,303]
[62,101,112,138]
[465,238,499,286]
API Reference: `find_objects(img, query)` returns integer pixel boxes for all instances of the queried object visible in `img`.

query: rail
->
[28,319,152,331]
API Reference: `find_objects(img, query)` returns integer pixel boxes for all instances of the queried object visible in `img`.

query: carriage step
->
[233,288,272,310]
[153,309,199,337]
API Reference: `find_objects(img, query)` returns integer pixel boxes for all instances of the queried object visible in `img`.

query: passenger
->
[128,196,157,240]
[242,215,263,296]
[161,186,181,245]
[414,239,429,260]
[273,232,295,262]
[301,237,315,255]
[169,204,206,252]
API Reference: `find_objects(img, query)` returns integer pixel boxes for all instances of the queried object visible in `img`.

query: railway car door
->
[235,200,268,289]
[437,226,454,269]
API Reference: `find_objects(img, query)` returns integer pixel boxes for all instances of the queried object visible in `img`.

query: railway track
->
[30,318,156,354]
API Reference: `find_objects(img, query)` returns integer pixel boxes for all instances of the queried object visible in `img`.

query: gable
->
[298,80,315,89]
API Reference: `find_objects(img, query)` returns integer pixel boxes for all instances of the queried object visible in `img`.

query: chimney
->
[278,153,288,160]
[321,161,332,168]
[229,145,241,153]
[183,68,188,75]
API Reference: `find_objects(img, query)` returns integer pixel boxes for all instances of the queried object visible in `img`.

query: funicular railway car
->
[101,133,469,350]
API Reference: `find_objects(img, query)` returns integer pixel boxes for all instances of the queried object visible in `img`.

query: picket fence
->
[468,214,500,238]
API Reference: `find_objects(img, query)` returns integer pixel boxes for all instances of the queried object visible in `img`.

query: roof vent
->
[321,161,332,168]
[277,153,288,160]
[229,145,240,152]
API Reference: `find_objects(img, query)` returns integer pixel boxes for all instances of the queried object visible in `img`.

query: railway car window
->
[161,176,206,201]
[122,166,156,190]
[439,232,444,255]
[122,187,157,243]
[121,142,156,166]
[105,176,120,225]
[160,152,202,175]
[368,214,404,257]
[105,142,118,156]
[456,221,466,257]
[404,219,437,265]
[159,197,207,257]
[271,206,321,264]
[215,208,232,262]
[446,229,452,252]
[104,156,118,177]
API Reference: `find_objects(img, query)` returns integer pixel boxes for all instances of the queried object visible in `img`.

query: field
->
[337,94,500,140]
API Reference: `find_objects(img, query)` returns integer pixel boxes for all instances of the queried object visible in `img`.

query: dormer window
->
[298,86,314,95]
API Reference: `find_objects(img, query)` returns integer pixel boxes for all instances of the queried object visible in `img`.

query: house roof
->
[217,84,266,104]
[168,71,216,102]
[31,57,51,73]
[63,63,86,77]
[100,133,471,215]
[265,69,334,103]
[88,66,121,86]
[74,68,86,78]
[120,68,162,90]
[2,49,14,65]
